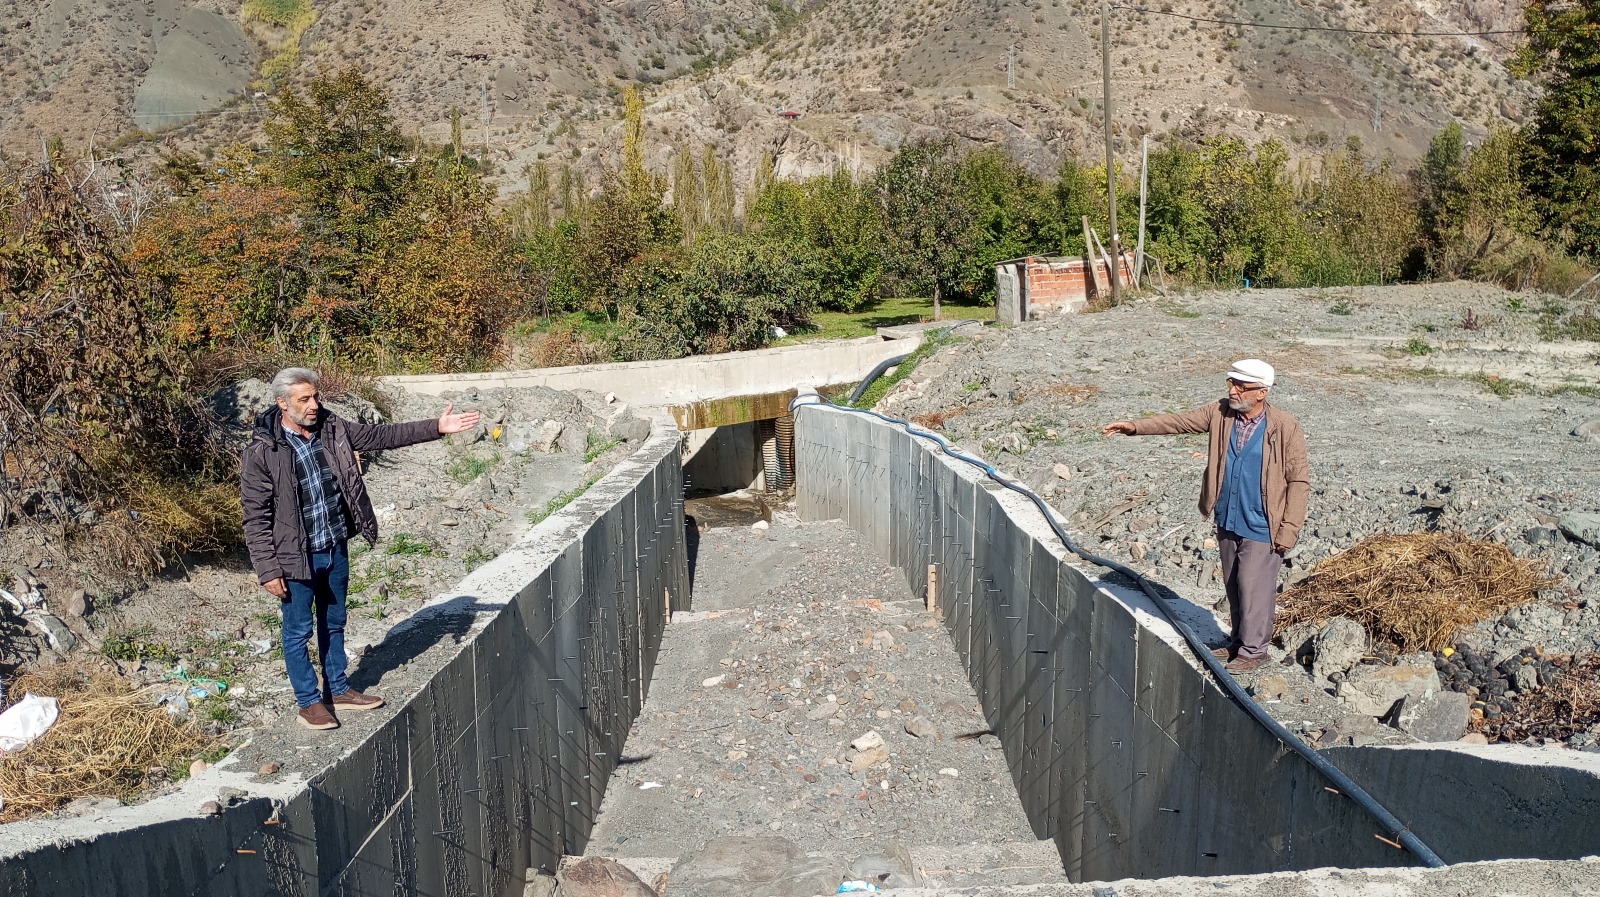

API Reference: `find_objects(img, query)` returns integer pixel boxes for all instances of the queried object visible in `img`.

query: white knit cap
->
[1227,359,1275,387]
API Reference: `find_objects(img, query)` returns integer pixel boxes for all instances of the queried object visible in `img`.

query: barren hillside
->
[2,0,1534,188]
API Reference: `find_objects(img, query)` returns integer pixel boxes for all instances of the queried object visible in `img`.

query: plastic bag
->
[0,693,60,752]
[837,883,881,894]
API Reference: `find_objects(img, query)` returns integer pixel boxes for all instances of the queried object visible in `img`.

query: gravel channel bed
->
[586,512,1053,865]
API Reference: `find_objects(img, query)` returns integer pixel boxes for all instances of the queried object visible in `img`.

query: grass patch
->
[851,332,959,409]
[1467,372,1534,399]
[584,433,623,463]
[1547,384,1600,398]
[1157,300,1201,318]
[102,626,178,665]
[528,476,601,526]
[1328,296,1356,315]
[447,452,499,485]
[463,547,497,571]
[1403,337,1435,356]
[386,532,443,557]
[780,296,932,343]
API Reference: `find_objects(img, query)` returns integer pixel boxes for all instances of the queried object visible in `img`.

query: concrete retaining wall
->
[0,426,689,897]
[381,335,921,406]
[795,403,1424,879]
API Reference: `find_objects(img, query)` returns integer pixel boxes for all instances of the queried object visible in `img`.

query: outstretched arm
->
[1103,403,1217,438]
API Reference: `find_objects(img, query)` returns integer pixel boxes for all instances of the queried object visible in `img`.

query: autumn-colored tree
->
[131,182,315,353]
[0,160,237,571]
[365,162,524,371]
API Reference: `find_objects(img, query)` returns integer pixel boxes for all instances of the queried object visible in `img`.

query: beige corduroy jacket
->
[1130,399,1311,550]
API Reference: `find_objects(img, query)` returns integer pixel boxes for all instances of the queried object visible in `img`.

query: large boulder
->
[1394,690,1470,742]
[1337,660,1442,717]
[1559,513,1600,549]
[1311,617,1368,684]
[558,857,655,897]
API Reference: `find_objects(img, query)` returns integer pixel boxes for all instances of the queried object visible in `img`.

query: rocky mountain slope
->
[3,0,1532,190]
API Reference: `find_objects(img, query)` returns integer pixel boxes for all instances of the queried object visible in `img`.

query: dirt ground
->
[878,282,1600,751]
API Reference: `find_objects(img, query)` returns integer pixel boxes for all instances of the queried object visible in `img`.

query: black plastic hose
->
[846,320,985,407]
[789,392,1446,869]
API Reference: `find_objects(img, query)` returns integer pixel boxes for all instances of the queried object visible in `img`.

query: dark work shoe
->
[1225,654,1267,674]
[331,689,385,712]
[1209,646,1235,661]
[297,703,340,730]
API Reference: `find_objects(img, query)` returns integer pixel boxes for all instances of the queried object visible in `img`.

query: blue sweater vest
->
[1216,416,1271,542]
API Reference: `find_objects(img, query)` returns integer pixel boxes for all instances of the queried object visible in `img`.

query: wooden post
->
[1101,0,1121,305]
[1081,215,1100,301]
[1135,135,1149,288]
[926,563,939,614]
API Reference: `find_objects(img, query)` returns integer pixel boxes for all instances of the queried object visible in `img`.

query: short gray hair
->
[270,367,320,400]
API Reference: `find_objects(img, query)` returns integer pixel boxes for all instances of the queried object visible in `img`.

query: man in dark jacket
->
[242,367,480,730]
[1102,359,1310,674]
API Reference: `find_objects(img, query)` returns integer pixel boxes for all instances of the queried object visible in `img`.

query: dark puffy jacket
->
[241,407,439,584]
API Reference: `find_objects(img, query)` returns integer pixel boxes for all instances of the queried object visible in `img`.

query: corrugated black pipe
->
[846,320,984,406]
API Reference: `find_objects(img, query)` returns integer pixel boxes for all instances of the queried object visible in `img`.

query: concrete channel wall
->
[0,426,689,897]
[381,334,922,406]
[795,402,1429,880]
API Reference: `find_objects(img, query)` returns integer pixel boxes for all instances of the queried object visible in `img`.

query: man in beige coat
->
[1102,359,1310,673]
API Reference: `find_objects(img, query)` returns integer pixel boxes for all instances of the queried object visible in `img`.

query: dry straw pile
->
[1277,531,1553,652]
[0,665,219,821]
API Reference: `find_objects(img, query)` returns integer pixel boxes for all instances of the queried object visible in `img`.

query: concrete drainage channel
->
[791,400,1600,885]
[5,400,1600,895]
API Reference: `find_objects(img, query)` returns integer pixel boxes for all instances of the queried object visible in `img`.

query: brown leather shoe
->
[331,689,385,712]
[1226,654,1267,674]
[1209,646,1235,661]
[297,703,339,730]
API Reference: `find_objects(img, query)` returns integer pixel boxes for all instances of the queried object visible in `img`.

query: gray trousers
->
[1218,529,1283,659]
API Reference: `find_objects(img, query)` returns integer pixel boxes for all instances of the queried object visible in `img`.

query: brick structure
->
[994,253,1135,324]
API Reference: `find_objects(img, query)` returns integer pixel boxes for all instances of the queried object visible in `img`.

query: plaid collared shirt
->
[1232,408,1266,452]
[284,426,349,552]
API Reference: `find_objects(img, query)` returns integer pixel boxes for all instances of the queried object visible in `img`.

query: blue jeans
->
[282,544,351,709]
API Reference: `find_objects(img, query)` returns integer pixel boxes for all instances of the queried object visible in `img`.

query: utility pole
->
[1008,46,1016,89]
[1101,0,1121,304]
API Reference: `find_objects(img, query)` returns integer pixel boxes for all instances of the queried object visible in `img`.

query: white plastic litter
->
[0,693,60,753]
[638,781,663,790]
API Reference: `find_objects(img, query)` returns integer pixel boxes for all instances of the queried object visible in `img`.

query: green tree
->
[873,139,976,318]
[957,147,1055,303]
[750,170,884,312]
[1419,125,1534,278]
[1052,157,1103,255]
[1300,141,1419,284]
[264,67,408,290]
[1514,0,1600,254]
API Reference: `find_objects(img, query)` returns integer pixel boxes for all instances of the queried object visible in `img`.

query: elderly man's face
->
[1226,378,1268,413]
[277,383,321,430]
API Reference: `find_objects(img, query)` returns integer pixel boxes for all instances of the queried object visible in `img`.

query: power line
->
[1110,4,1526,38]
